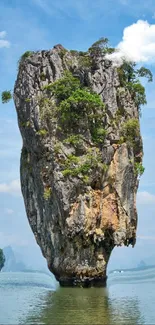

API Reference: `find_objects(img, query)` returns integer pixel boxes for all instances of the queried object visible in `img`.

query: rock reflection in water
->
[25,286,144,325]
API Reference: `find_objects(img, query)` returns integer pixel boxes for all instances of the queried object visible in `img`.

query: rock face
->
[14,45,142,287]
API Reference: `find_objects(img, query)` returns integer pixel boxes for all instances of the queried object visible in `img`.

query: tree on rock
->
[1,90,12,104]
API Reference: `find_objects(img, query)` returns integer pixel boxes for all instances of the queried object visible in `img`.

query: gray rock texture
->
[14,45,142,287]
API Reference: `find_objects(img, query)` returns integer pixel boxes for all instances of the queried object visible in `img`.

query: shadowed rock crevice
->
[14,44,143,287]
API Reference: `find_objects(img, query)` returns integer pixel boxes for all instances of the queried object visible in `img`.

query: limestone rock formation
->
[14,44,143,287]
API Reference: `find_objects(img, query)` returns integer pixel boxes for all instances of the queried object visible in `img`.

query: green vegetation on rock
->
[20,121,31,128]
[126,82,146,108]
[58,88,105,123]
[88,37,115,57]
[91,127,107,144]
[25,98,31,103]
[36,129,48,136]
[134,162,145,177]
[38,96,55,121]
[17,51,33,69]
[59,48,67,60]
[63,134,83,146]
[43,187,52,200]
[118,61,152,111]
[62,149,107,182]
[54,143,62,154]
[42,70,106,149]
[1,90,12,104]
[121,118,140,146]
[78,53,92,68]
[136,67,153,82]
[19,51,33,64]
[40,72,46,81]
[43,71,80,101]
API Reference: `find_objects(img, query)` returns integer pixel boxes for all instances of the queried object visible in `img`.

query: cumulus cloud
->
[0,179,21,196]
[106,20,155,66]
[137,191,155,205]
[0,30,10,48]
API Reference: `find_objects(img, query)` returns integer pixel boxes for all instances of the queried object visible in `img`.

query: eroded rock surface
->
[14,45,142,287]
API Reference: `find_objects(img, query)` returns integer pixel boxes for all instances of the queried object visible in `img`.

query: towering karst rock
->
[14,43,143,287]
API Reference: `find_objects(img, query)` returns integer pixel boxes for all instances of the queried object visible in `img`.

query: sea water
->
[0,269,155,324]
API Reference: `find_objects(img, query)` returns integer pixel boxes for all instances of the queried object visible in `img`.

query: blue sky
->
[0,0,155,270]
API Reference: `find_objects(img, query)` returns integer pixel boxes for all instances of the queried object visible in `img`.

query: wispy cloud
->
[32,0,121,20]
[137,191,155,205]
[138,235,155,241]
[32,0,56,16]
[32,0,155,23]
[0,179,21,196]
[118,0,155,11]
[0,30,10,48]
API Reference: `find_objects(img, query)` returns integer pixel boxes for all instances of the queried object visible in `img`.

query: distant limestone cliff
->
[14,40,147,287]
[2,246,26,272]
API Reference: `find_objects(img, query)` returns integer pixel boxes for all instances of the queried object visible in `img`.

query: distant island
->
[2,246,26,272]
[1,246,50,275]
[0,248,5,271]
[109,260,155,274]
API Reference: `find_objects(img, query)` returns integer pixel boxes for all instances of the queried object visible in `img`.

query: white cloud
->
[0,30,10,48]
[137,191,155,205]
[0,179,21,196]
[0,40,10,48]
[106,20,155,66]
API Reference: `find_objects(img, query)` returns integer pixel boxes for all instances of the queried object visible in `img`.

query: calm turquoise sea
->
[0,269,155,324]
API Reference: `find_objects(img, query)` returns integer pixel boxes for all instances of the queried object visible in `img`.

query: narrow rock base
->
[58,276,108,288]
